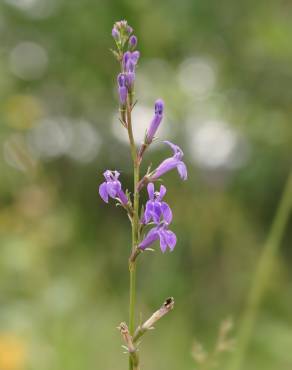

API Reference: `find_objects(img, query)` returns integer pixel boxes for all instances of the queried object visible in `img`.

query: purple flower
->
[129,35,138,49]
[143,183,172,224]
[150,141,187,181]
[139,222,177,253]
[146,99,164,144]
[117,73,128,105]
[99,170,128,205]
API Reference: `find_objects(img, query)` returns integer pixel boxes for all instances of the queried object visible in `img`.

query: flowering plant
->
[99,20,187,370]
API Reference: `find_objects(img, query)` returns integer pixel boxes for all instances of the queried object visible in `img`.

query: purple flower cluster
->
[112,20,133,45]
[139,183,176,252]
[98,20,188,254]
[123,50,140,92]
[112,20,140,106]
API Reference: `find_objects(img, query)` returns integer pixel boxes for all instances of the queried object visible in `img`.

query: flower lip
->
[103,169,120,181]
[147,183,166,202]
[163,140,184,160]
[147,182,155,200]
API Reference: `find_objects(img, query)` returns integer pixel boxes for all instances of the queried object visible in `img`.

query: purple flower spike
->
[150,141,187,181]
[117,73,128,105]
[143,183,172,224]
[146,99,164,144]
[99,170,128,205]
[139,222,177,253]
[129,35,138,49]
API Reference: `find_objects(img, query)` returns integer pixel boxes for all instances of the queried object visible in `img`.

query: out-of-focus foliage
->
[0,1,292,370]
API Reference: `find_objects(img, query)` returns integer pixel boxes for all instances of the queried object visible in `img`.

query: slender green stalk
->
[228,171,292,370]
[127,97,140,370]
[129,263,137,333]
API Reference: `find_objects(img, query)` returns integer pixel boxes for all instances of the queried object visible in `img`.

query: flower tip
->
[155,99,164,115]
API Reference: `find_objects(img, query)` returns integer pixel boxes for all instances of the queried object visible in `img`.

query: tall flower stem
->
[228,171,292,370]
[127,96,140,370]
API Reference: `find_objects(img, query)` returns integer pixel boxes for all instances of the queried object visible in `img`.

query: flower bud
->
[129,35,138,50]
[126,25,133,35]
[146,99,164,143]
[126,72,135,90]
[117,73,128,105]
[131,51,140,64]
[123,51,131,71]
[112,27,120,41]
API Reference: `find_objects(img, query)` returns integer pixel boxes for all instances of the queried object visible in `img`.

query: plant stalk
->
[127,96,140,370]
[228,171,292,370]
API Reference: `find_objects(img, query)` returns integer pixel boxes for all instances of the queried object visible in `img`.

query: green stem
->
[129,263,137,333]
[127,96,140,370]
[228,171,292,370]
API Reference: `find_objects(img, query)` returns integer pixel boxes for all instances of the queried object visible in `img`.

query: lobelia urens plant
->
[99,20,187,370]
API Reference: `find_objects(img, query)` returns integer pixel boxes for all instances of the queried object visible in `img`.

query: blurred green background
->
[1,1,292,370]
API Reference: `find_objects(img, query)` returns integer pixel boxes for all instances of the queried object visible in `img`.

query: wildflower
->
[143,183,172,224]
[145,99,164,144]
[117,73,128,105]
[139,222,177,253]
[99,170,128,205]
[150,141,187,181]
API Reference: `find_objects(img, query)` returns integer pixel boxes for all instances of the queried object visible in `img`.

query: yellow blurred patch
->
[0,334,27,370]
[4,95,43,130]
